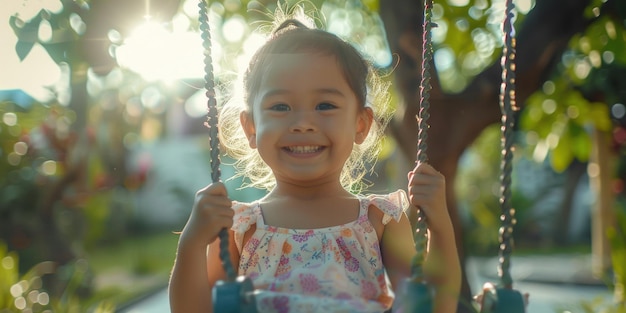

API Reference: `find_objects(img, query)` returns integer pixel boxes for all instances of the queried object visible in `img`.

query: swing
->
[197,0,526,311]
[475,1,526,312]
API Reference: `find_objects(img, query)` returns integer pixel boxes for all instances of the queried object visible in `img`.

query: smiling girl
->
[169,17,460,313]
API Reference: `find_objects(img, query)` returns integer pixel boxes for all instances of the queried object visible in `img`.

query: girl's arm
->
[169,182,236,313]
[169,231,214,313]
[407,163,461,313]
[424,216,461,313]
[170,230,240,313]
[380,213,415,291]
[381,206,461,313]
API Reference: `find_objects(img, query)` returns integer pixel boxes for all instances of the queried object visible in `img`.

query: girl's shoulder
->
[361,189,410,225]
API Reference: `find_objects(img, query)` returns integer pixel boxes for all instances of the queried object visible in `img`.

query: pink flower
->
[361,279,378,299]
[275,255,291,277]
[345,256,360,272]
[272,295,290,313]
[299,273,321,294]
[292,230,314,242]
[245,238,260,254]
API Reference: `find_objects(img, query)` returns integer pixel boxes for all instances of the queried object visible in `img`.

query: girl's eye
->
[269,103,290,111]
[316,102,337,110]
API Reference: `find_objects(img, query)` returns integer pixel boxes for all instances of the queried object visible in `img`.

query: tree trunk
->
[379,0,596,310]
[589,128,616,278]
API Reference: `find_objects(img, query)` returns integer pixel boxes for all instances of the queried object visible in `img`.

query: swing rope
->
[398,1,436,311]
[478,1,526,312]
[498,0,519,290]
[412,0,436,282]
[198,0,236,282]
[199,2,258,312]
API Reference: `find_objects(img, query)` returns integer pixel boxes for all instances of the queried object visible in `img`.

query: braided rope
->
[198,0,236,281]
[498,0,518,289]
[412,0,436,282]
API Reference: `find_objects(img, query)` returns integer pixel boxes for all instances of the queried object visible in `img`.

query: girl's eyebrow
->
[261,88,346,100]
[316,88,346,98]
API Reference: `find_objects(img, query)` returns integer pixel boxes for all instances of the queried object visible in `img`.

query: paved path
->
[119,288,169,313]
[466,255,613,313]
[119,255,615,313]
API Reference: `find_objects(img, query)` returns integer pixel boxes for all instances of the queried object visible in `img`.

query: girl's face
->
[241,52,373,187]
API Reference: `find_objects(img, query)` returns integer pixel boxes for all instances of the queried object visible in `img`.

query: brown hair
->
[244,19,369,109]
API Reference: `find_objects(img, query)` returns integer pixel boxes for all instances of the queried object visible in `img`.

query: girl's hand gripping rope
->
[407,162,452,235]
[181,182,234,247]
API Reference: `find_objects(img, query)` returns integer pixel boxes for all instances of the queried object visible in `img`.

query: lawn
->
[86,231,180,309]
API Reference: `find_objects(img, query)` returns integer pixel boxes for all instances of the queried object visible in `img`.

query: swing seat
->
[478,282,525,313]
[213,276,258,313]
[397,279,433,313]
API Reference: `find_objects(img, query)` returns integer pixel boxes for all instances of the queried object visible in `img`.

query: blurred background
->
[0,0,624,312]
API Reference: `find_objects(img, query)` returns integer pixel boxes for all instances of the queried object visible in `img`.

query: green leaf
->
[10,12,43,60]
[550,134,573,172]
[15,40,35,61]
[571,129,592,162]
[590,102,612,131]
[42,42,69,63]
[362,0,379,12]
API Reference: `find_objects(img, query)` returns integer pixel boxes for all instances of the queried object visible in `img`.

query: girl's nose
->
[289,111,317,132]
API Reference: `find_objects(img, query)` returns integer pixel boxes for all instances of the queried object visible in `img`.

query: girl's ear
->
[240,111,257,149]
[355,107,374,144]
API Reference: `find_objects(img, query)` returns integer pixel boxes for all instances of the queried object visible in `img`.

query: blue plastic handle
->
[479,283,525,313]
[212,276,257,313]
[398,279,433,313]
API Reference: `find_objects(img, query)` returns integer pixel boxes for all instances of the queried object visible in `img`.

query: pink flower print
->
[361,218,375,232]
[345,257,359,272]
[275,255,291,277]
[360,279,378,299]
[235,215,250,227]
[245,238,260,254]
[336,237,360,272]
[276,270,291,282]
[271,295,290,313]
[292,229,315,242]
[299,273,321,294]
[241,253,259,272]
[336,237,350,256]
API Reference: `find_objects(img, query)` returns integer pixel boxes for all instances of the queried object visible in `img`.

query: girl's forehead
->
[252,53,357,103]
[263,52,336,69]
[260,53,342,79]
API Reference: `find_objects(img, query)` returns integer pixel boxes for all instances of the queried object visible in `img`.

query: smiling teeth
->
[287,146,321,153]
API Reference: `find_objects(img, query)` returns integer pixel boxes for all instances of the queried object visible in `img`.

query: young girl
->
[169,17,460,313]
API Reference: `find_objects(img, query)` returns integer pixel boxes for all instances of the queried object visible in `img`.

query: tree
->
[380,0,624,310]
[4,0,625,310]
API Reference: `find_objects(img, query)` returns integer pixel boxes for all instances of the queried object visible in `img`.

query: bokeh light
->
[115,19,205,83]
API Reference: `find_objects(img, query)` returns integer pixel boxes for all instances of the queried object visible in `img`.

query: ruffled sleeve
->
[365,189,410,225]
[231,201,258,253]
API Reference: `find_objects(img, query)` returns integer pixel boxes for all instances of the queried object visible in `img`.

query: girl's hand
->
[407,162,452,235]
[180,182,234,247]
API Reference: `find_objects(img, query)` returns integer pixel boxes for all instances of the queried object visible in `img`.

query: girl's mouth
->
[284,145,323,154]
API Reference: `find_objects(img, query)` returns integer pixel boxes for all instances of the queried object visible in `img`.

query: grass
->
[85,231,180,308]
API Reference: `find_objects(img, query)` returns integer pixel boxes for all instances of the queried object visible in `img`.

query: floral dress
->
[231,190,410,313]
